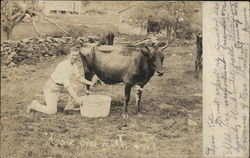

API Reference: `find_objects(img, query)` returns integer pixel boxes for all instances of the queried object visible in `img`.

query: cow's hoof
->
[122,113,129,119]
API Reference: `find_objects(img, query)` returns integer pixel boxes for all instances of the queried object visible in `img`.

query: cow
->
[194,33,202,79]
[98,31,115,46]
[80,43,168,118]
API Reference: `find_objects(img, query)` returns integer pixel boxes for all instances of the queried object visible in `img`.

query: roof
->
[118,5,136,14]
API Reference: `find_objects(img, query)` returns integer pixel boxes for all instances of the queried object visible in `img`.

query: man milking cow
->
[27,47,95,114]
[81,39,168,118]
[27,35,167,118]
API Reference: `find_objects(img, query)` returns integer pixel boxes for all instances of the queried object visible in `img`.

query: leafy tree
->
[128,1,201,40]
[1,0,27,40]
[81,1,90,7]
[1,0,69,41]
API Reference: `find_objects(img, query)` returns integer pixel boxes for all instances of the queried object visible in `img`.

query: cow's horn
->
[133,38,147,45]
[134,39,149,46]
[161,41,169,50]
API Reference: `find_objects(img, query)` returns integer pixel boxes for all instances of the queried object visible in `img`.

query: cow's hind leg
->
[198,56,203,79]
[135,84,144,115]
[123,84,132,119]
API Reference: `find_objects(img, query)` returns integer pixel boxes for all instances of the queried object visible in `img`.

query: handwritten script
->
[204,2,249,158]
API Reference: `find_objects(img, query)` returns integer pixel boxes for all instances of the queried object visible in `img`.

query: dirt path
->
[1,46,202,158]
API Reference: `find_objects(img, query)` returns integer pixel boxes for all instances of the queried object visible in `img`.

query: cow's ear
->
[141,47,151,57]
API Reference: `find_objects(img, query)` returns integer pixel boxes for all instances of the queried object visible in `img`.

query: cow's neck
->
[143,58,155,82]
[147,64,155,80]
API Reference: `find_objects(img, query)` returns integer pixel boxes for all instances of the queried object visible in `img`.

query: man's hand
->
[89,81,95,86]
[93,79,103,86]
[75,97,82,106]
[86,90,95,95]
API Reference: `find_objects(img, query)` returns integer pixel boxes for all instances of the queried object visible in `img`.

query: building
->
[118,5,147,35]
[38,1,81,15]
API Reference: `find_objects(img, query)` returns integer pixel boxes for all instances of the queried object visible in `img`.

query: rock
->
[9,51,16,58]
[39,56,45,61]
[159,103,173,109]
[21,38,30,43]
[187,119,198,126]
[62,37,72,43]
[163,119,176,129]
[8,62,16,67]
[2,51,16,65]
[38,38,45,43]
[27,47,34,52]
[50,38,57,43]
[27,53,33,57]
[30,37,38,41]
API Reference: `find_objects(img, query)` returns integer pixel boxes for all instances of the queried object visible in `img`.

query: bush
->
[84,9,106,15]
[67,26,87,39]
[45,26,89,39]
[176,21,194,40]
[46,31,64,38]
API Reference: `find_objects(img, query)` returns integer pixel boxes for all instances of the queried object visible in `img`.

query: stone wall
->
[1,36,98,66]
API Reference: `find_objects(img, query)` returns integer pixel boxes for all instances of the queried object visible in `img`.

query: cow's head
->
[141,42,168,76]
[79,44,96,62]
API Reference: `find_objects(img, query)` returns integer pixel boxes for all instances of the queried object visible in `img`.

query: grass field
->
[1,12,202,158]
[1,43,202,158]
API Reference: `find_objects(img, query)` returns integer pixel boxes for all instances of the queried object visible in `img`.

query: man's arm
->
[75,67,95,86]
[80,78,94,86]
[63,78,79,102]
[64,78,84,105]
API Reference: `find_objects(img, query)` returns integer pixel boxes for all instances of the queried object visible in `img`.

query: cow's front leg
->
[135,85,143,114]
[84,71,95,95]
[194,60,199,79]
[123,84,132,119]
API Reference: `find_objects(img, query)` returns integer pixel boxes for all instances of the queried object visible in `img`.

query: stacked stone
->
[1,36,98,66]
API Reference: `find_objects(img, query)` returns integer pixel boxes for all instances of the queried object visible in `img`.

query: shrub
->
[176,21,194,40]
[67,26,87,39]
[84,9,106,15]
[46,31,64,38]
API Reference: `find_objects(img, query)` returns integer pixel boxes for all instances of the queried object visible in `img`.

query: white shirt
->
[50,59,81,88]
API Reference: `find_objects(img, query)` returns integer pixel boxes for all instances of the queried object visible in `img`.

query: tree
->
[128,2,201,40]
[1,0,70,41]
[1,0,27,40]
[81,1,90,7]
